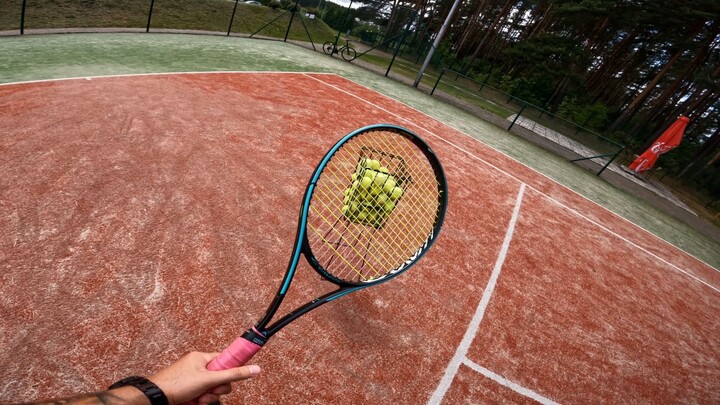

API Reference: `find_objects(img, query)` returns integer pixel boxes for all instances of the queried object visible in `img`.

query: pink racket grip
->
[207,328,267,371]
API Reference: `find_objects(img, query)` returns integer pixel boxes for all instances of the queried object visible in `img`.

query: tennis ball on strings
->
[370,185,383,196]
[378,166,389,174]
[376,193,388,205]
[356,158,367,169]
[356,210,368,221]
[384,200,396,212]
[367,159,381,170]
[382,178,397,194]
[351,173,359,182]
[373,172,389,187]
[390,186,404,201]
[360,176,373,189]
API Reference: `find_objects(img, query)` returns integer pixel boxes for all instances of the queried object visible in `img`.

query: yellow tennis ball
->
[360,176,373,189]
[390,186,404,200]
[376,193,388,205]
[367,159,381,170]
[384,200,396,212]
[351,173,359,182]
[382,178,397,194]
[370,185,383,196]
[373,172,389,186]
[357,210,368,221]
[351,180,360,190]
[378,166,389,174]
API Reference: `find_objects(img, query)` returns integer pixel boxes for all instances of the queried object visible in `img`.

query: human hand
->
[148,351,261,405]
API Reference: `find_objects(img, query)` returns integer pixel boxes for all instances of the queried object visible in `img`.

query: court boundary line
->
[0,70,336,87]
[1,71,716,274]
[302,73,720,292]
[427,184,536,404]
[463,359,559,405]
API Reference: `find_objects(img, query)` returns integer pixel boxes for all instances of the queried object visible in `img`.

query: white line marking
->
[0,70,335,86]
[303,74,720,291]
[5,71,716,288]
[427,184,526,405]
[2,71,714,275]
[463,358,560,405]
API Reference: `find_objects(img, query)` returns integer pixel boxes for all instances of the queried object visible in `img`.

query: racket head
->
[301,124,447,287]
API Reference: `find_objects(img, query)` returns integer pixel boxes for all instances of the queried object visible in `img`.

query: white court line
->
[302,73,720,293]
[0,70,336,86]
[427,184,531,405]
[2,71,716,275]
[463,358,559,405]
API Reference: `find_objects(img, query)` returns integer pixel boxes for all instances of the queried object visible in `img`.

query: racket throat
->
[242,327,269,347]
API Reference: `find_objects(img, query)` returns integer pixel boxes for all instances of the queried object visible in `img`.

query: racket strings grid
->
[306,128,441,285]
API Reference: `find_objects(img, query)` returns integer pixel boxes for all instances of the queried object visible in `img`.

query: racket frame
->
[253,124,448,339]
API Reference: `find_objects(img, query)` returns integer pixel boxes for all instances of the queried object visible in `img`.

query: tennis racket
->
[207,124,448,371]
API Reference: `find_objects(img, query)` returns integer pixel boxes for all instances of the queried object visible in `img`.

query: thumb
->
[207,365,262,385]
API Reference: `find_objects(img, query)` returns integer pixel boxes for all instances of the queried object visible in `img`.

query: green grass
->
[0,0,337,43]
[0,33,718,270]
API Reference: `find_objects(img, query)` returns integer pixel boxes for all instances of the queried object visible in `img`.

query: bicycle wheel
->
[323,42,335,55]
[341,46,357,61]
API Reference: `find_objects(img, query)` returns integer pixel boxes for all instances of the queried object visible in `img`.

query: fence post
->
[385,11,416,77]
[430,68,445,95]
[478,67,493,92]
[20,0,27,34]
[597,149,621,176]
[283,2,297,42]
[146,0,155,32]
[508,104,527,130]
[227,0,239,36]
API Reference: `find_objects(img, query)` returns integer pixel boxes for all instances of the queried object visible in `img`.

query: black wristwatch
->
[109,376,169,405]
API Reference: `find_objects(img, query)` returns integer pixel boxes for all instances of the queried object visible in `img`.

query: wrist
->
[109,376,169,405]
[107,386,150,404]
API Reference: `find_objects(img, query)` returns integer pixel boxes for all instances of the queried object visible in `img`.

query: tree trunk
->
[679,126,720,178]
[606,45,686,132]
[461,0,514,73]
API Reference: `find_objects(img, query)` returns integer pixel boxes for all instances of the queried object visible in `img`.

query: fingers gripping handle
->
[207,328,267,371]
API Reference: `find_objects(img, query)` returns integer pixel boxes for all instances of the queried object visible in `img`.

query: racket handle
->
[207,328,267,371]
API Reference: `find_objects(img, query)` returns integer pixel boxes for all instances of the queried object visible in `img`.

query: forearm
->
[26,386,149,405]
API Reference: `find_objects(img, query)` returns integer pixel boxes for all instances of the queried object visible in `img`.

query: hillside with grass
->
[0,0,338,43]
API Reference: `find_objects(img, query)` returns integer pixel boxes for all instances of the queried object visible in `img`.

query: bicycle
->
[323,39,357,61]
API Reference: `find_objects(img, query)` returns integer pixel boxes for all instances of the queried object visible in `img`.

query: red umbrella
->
[629,115,689,173]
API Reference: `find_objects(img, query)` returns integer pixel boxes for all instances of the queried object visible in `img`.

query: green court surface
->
[1,32,719,269]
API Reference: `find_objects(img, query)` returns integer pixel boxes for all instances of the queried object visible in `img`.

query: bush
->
[557,97,610,131]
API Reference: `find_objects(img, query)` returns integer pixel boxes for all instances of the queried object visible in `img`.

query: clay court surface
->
[1,72,719,404]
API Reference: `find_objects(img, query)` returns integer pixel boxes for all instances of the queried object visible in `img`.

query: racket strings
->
[310,145,429,275]
[309,173,405,279]
[313,131,439,280]
[307,129,442,283]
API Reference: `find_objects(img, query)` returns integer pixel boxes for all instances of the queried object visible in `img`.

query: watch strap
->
[109,376,169,405]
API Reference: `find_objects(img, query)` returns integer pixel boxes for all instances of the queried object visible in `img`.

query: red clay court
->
[1,72,719,404]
